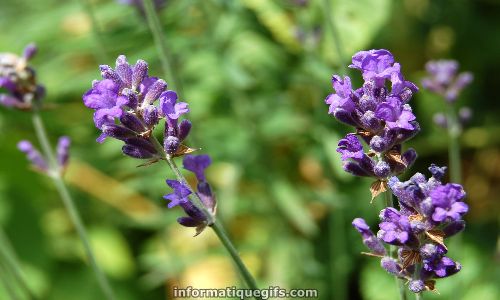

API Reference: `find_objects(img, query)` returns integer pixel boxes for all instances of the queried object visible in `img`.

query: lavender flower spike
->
[82,55,194,160]
[352,218,386,255]
[56,136,71,169]
[17,140,48,172]
[422,59,473,103]
[0,43,45,109]
[326,49,420,181]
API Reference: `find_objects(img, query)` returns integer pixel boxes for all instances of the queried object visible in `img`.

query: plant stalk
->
[211,220,261,298]
[0,261,20,300]
[147,135,260,298]
[31,111,116,300]
[446,105,462,183]
[142,0,183,94]
[0,227,34,299]
[322,0,348,74]
[77,0,109,62]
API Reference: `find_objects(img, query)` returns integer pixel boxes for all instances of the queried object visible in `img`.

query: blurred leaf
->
[88,226,135,279]
[271,180,318,237]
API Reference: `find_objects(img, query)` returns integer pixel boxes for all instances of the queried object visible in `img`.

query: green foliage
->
[0,0,498,299]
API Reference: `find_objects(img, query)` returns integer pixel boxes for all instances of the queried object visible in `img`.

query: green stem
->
[416,292,423,300]
[165,157,259,296]
[147,135,260,297]
[142,0,183,94]
[0,261,20,300]
[384,191,408,300]
[0,227,34,299]
[31,112,116,300]
[322,0,348,74]
[77,0,109,62]
[446,105,461,183]
[211,221,261,299]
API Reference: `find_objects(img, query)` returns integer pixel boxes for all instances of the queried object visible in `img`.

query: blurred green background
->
[0,0,499,299]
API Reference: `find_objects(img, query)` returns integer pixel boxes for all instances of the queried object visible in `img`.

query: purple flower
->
[377,208,414,246]
[337,134,364,161]
[423,255,461,278]
[183,154,211,182]
[349,49,398,84]
[56,136,71,168]
[352,218,386,255]
[325,49,420,178]
[17,140,48,172]
[183,155,217,214]
[0,44,45,109]
[163,179,191,208]
[422,60,473,103]
[83,55,193,160]
[429,184,468,223]
[375,97,416,130]
[325,75,355,115]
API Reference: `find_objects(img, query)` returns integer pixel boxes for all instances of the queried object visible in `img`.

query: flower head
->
[0,43,45,110]
[82,55,192,159]
[422,60,473,102]
[326,49,419,179]
[17,140,48,172]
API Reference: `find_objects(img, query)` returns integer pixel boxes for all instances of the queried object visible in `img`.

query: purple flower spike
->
[56,136,71,168]
[17,140,48,171]
[0,44,45,109]
[352,218,386,255]
[163,180,192,208]
[23,43,38,61]
[422,60,473,103]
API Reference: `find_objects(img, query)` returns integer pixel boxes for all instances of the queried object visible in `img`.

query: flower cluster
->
[17,136,71,175]
[352,165,467,293]
[84,55,216,235]
[0,44,45,109]
[328,50,419,198]
[82,55,191,160]
[422,60,473,130]
[163,154,216,235]
[422,60,473,103]
[326,50,470,295]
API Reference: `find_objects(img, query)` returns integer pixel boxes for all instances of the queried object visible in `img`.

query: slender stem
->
[31,111,116,300]
[164,157,260,295]
[77,0,109,62]
[0,261,20,300]
[142,0,183,94]
[147,135,260,297]
[416,292,423,300]
[322,0,348,74]
[0,227,34,299]
[384,191,408,300]
[211,221,261,299]
[446,105,461,183]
